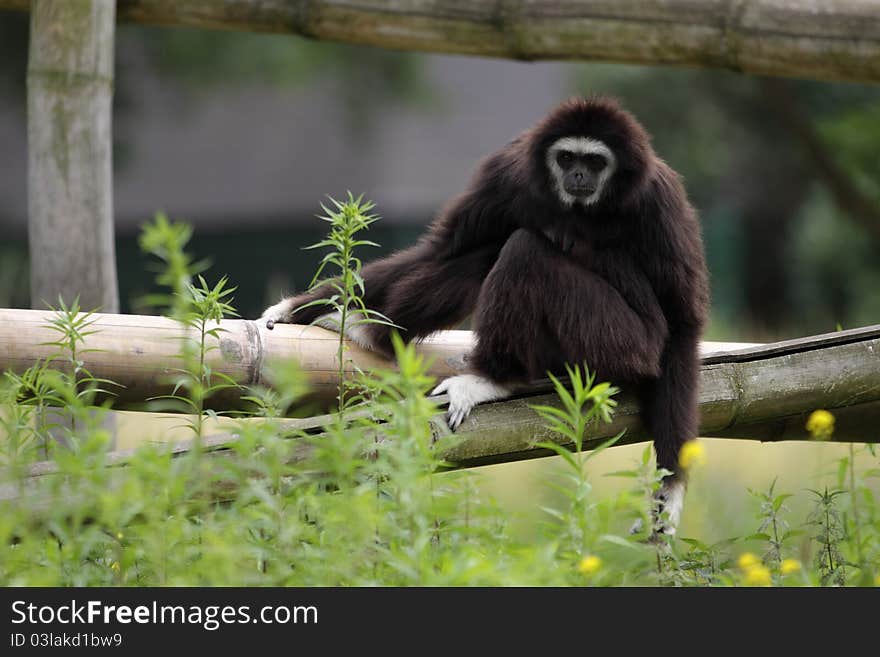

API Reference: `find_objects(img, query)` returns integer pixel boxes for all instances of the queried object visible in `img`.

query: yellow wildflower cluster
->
[806,409,835,440]
[780,559,801,575]
[678,440,706,470]
[577,555,602,576]
[737,553,760,570]
[737,552,771,586]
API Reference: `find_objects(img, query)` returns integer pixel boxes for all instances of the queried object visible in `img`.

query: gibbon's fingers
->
[432,374,510,431]
[260,298,296,327]
[448,408,466,431]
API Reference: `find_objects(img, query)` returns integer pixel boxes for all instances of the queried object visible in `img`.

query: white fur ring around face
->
[431,374,510,430]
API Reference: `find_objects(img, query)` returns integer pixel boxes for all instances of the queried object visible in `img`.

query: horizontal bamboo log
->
[3,310,879,449]
[3,1,880,83]
[0,308,756,408]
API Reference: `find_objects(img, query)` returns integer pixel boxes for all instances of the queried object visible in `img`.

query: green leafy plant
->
[295,194,396,413]
[138,212,209,317]
[807,487,848,586]
[148,275,240,438]
[529,366,631,579]
[140,213,241,437]
[747,478,801,572]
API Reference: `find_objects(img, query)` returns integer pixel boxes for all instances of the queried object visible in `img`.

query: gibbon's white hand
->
[431,374,510,430]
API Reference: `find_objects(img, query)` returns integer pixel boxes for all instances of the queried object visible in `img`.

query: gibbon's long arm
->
[260,151,519,354]
[635,164,709,532]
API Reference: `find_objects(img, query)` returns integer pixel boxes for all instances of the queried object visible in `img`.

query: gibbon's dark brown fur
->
[270,97,709,480]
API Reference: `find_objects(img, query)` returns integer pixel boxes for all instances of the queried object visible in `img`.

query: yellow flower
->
[678,440,706,470]
[737,552,761,571]
[110,562,120,572]
[806,409,835,440]
[780,559,801,575]
[744,565,772,587]
[116,532,124,540]
[577,555,602,575]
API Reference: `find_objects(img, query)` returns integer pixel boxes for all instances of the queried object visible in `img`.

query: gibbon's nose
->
[573,171,584,182]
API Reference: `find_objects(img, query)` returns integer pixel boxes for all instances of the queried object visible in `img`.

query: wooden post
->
[26,0,118,313]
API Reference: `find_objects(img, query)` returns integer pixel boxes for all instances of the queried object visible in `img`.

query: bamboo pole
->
[0,308,758,407]
[3,0,880,84]
[1,307,879,446]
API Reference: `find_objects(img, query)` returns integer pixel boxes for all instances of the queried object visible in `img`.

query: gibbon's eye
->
[556,151,575,168]
[584,153,607,171]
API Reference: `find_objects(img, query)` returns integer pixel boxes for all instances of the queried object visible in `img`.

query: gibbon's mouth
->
[564,184,597,197]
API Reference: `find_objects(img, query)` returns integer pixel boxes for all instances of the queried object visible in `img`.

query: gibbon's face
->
[546,137,617,208]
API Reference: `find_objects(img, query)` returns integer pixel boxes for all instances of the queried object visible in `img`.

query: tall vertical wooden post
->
[27,0,118,312]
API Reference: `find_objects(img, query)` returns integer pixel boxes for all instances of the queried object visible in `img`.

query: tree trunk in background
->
[27,0,118,312]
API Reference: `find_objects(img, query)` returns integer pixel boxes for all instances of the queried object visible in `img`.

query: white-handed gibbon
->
[262,97,709,534]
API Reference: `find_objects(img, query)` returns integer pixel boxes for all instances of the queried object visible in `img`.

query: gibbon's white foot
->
[658,479,686,533]
[630,478,687,539]
[261,298,297,329]
[431,374,510,430]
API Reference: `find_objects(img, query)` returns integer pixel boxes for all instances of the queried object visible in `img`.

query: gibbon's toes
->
[629,515,674,544]
[629,480,687,541]
[629,517,644,535]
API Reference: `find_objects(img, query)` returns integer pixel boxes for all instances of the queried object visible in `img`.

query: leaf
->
[773,493,793,511]
[604,470,639,478]
[539,506,566,521]
[599,534,644,551]
[531,441,578,470]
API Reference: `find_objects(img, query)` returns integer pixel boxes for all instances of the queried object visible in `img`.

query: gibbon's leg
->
[261,243,500,356]
[636,328,700,537]
[435,228,667,429]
